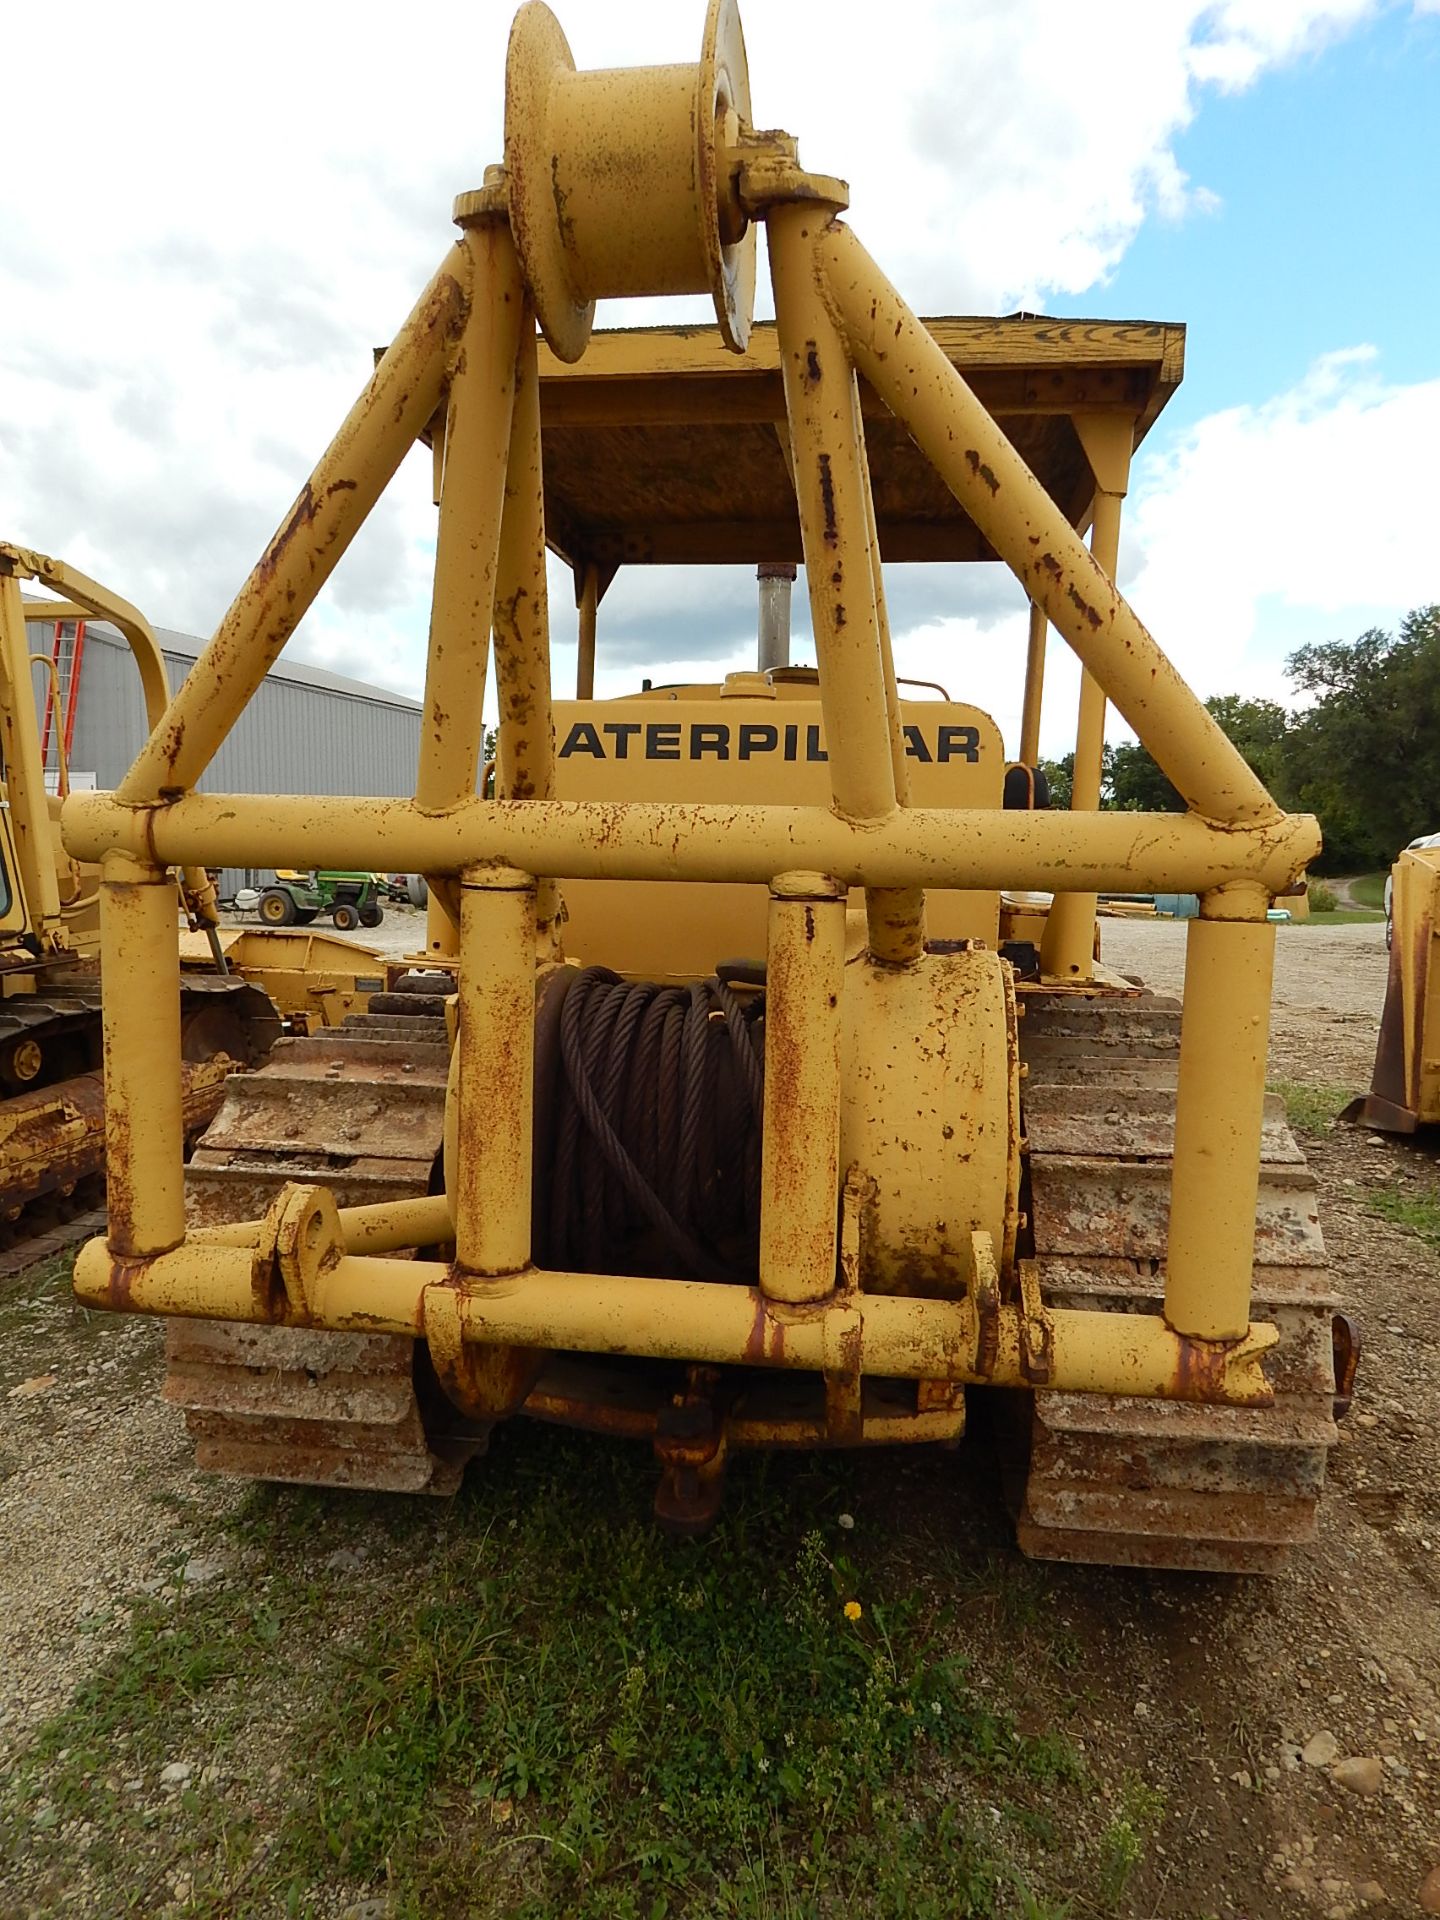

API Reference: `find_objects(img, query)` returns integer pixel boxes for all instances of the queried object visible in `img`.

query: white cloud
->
[870,347,1440,760]
[0,0,1430,746]
[1117,349,1440,710]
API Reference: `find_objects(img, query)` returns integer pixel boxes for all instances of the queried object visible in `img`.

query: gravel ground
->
[3,912,1438,1917]
[1101,917,1391,1087]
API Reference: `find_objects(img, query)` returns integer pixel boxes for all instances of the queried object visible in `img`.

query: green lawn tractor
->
[257,870,385,933]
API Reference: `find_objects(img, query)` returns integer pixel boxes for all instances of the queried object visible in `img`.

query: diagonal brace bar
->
[821,220,1281,831]
[117,245,474,804]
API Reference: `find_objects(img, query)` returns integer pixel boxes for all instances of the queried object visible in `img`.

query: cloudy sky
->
[3,0,1438,757]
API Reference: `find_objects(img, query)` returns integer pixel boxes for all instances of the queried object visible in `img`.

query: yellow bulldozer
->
[64,0,1350,1572]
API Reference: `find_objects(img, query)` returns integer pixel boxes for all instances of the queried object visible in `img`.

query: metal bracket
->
[1017,1257,1054,1386]
[268,1181,344,1320]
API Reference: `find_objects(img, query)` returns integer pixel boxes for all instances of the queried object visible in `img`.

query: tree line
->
[1039,605,1440,873]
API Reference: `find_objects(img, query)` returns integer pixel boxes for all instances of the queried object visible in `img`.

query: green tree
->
[1037,753,1073,809]
[1279,606,1440,870]
[1029,611,1440,870]
[1097,695,1292,814]
[1106,737,1179,812]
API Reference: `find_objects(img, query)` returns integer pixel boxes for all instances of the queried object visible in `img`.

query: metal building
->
[24,613,421,899]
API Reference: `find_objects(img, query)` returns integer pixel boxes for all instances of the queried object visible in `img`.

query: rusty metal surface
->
[1017,990,1340,1573]
[0,1055,223,1224]
[1344,847,1440,1130]
[168,1004,458,1494]
[1029,1158,1325,1267]
[523,1355,966,1453]
[0,959,270,1262]
[0,1200,105,1276]
[1023,1086,1303,1163]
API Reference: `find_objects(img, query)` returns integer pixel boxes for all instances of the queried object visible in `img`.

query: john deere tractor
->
[258,870,386,933]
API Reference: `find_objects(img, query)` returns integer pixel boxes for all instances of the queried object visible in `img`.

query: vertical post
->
[576,562,598,699]
[1040,413,1135,980]
[855,387,926,963]
[756,562,796,672]
[494,312,555,806]
[760,873,846,1302]
[414,215,523,816]
[494,310,563,950]
[769,203,921,959]
[770,203,895,822]
[1019,600,1047,767]
[425,883,462,963]
[0,565,66,939]
[414,214,522,971]
[455,867,536,1276]
[1165,885,1274,1340]
[101,852,186,1257]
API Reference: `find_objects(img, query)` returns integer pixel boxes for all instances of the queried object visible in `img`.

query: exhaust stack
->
[756,562,797,672]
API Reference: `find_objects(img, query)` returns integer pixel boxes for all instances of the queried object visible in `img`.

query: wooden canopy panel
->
[536,316,1184,576]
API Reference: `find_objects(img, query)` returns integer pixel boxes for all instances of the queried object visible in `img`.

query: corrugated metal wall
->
[25,620,422,899]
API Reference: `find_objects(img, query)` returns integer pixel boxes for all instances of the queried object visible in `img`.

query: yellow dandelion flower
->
[843,1600,863,1622]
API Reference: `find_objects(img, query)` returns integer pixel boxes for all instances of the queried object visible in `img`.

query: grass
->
[0,1552,309,1913]
[1268,1079,1350,1134]
[1302,908,1385,926]
[0,1250,79,1335]
[1093,1779,1165,1909]
[1364,1184,1440,1252]
[1347,871,1387,911]
[0,1429,1121,1919]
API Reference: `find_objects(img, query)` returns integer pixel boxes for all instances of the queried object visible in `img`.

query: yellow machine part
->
[0,547,288,1254]
[1343,846,1440,1130]
[176,927,386,1031]
[839,944,1019,1295]
[543,679,1004,975]
[60,0,1344,1564]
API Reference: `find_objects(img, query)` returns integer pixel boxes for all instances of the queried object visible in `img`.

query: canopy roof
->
[534,315,1184,583]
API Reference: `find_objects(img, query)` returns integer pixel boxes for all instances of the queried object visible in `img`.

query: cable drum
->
[534,965,765,1283]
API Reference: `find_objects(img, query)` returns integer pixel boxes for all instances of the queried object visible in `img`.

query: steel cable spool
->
[535,965,764,1282]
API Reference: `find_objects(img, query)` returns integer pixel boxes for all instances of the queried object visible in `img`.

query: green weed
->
[1093,1776,1164,1910]
[1365,1183,1440,1250]
[282,1436,1077,1914]
[1,1430,1123,1918]
[1268,1080,1348,1134]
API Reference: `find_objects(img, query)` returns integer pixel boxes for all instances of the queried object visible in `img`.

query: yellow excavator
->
[0,542,390,1266]
[65,0,1351,1571]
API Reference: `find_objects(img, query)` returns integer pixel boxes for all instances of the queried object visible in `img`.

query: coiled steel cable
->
[540,966,764,1282]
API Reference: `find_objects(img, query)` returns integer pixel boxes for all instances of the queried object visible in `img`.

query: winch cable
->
[545,967,764,1282]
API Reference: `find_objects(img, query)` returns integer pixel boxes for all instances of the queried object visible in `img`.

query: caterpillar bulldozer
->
[66,0,1350,1571]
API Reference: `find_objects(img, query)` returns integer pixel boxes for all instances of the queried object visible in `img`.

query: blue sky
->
[1058,2,1440,719]
[1097,5,1440,417]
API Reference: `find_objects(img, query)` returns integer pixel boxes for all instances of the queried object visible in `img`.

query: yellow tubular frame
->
[66,108,1314,1401]
[1,543,225,947]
